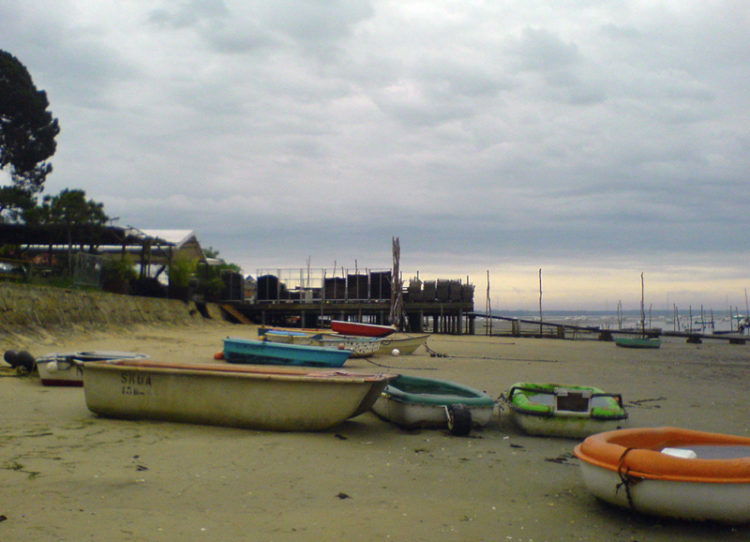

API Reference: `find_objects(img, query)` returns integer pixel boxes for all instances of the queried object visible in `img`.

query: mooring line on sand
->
[425,345,556,363]
[362,357,438,370]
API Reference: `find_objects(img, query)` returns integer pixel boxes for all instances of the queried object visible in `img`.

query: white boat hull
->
[375,334,429,355]
[579,460,750,523]
[36,351,149,386]
[37,358,84,386]
[315,336,381,357]
[512,411,627,439]
[372,396,494,429]
[83,360,394,431]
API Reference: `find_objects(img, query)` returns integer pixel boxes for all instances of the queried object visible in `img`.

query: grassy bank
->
[0,282,224,347]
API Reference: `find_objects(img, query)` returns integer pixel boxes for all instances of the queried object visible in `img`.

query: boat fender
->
[391,348,400,356]
[15,351,36,372]
[446,404,472,436]
[213,351,225,360]
[3,350,19,367]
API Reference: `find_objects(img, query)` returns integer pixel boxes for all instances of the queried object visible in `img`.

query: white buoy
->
[391,348,400,356]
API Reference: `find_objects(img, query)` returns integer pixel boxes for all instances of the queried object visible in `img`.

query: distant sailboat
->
[615,273,661,349]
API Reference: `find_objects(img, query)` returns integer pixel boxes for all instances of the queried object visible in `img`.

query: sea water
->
[479,309,746,334]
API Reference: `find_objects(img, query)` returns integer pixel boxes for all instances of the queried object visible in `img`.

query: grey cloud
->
[1,2,748,308]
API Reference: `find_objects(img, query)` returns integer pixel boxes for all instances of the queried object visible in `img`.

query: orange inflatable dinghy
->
[574,427,750,523]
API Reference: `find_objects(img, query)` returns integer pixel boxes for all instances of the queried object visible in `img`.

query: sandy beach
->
[1,321,749,541]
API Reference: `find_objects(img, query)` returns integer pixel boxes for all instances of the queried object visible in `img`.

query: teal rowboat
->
[223,337,352,368]
[372,374,496,436]
[506,382,628,438]
[614,336,661,349]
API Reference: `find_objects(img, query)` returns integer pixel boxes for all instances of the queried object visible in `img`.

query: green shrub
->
[101,255,137,294]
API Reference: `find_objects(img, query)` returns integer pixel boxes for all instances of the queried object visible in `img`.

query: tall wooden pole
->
[538,268,543,335]
[389,237,403,329]
[485,270,492,335]
[640,272,646,336]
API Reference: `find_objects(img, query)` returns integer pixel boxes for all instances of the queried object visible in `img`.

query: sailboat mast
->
[640,272,646,336]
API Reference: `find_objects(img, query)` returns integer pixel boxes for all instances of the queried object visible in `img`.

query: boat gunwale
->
[506,382,628,420]
[614,337,662,349]
[574,427,750,483]
[382,374,496,407]
[225,336,353,354]
[85,359,396,384]
[330,320,396,337]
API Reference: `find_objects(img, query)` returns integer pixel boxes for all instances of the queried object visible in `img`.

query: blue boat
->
[223,337,352,368]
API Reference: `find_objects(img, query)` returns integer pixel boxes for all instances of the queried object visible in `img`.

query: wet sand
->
[1,322,749,541]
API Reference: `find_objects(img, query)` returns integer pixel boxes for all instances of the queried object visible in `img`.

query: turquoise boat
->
[505,382,628,438]
[614,336,661,349]
[223,337,352,368]
[372,374,496,436]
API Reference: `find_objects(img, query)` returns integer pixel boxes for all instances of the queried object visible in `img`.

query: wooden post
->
[485,270,492,336]
[538,268,543,335]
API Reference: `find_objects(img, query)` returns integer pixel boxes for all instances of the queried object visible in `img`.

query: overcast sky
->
[2,1,749,311]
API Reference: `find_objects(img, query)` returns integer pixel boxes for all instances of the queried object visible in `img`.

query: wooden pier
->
[471,313,748,344]
[219,264,477,334]
[221,299,475,334]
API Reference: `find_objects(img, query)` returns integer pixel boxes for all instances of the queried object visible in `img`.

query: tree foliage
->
[0,49,60,219]
[25,188,109,273]
[28,188,108,229]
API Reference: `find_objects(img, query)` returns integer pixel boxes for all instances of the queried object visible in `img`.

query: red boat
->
[330,320,396,337]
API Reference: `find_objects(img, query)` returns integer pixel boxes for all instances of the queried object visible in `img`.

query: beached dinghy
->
[261,329,318,345]
[375,334,430,356]
[223,337,352,368]
[83,359,396,431]
[372,374,496,436]
[331,320,396,338]
[614,336,662,349]
[34,351,149,386]
[505,382,628,438]
[314,335,382,357]
[574,427,750,523]
[259,329,382,357]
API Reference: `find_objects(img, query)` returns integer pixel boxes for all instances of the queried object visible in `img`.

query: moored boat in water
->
[505,382,628,438]
[574,427,750,523]
[83,359,397,431]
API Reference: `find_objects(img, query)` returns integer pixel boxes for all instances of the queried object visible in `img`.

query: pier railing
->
[253,268,474,304]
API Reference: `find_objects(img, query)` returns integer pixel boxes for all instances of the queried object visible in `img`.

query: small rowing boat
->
[375,334,430,355]
[83,359,397,431]
[574,427,750,523]
[372,374,496,436]
[34,351,149,386]
[330,320,396,338]
[614,336,661,349]
[261,329,318,345]
[314,335,382,357]
[223,337,352,368]
[260,329,383,358]
[505,382,628,438]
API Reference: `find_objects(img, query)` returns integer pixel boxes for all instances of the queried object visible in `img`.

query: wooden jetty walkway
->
[219,267,476,334]
[221,298,475,334]
[470,313,748,344]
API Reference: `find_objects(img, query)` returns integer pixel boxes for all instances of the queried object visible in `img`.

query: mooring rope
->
[615,447,643,511]
[424,345,556,363]
[361,357,437,371]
